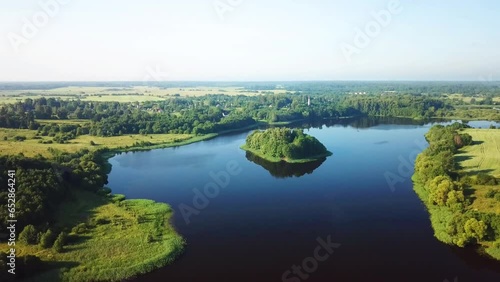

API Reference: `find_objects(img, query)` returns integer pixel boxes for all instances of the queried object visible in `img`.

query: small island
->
[241,128,332,163]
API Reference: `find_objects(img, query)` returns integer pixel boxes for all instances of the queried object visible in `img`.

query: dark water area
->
[108,118,500,282]
[244,151,326,178]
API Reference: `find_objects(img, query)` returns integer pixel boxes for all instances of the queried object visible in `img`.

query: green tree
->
[53,231,68,253]
[428,176,454,206]
[19,225,38,245]
[39,229,55,249]
[464,218,487,242]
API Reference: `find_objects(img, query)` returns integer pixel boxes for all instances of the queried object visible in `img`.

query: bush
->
[71,223,87,234]
[53,232,68,253]
[495,193,500,202]
[39,229,55,248]
[90,216,110,226]
[475,173,497,185]
[486,189,497,198]
[19,225,38,245]
[13,135,26,142]
[112,194,126,203]
[97,187,112,196]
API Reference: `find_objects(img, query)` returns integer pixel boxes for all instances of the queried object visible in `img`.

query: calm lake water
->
[108,118,500,282]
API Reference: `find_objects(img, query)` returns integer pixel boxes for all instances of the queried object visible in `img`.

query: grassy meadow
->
[456,129,500,178]
[0,120,218,280]
[0,190,184,281]
[454,129,500,214]
[0,128,215,158]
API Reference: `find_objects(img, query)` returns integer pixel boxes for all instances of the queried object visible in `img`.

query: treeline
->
[244,128,329,160]
[0,94,457,139]
[0,149,109,232]
[413,123,500,249]
[0,148,112,279]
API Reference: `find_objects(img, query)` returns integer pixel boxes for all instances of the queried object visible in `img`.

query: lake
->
[108,118,500,282]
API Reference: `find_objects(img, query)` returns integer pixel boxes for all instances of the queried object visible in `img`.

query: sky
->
[0,0,499,81]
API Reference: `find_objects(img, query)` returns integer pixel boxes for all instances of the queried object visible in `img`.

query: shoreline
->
[411,127,500,262]
[240,145,332,164]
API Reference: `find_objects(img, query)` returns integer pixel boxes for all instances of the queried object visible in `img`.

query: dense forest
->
[413,123,500,252]
[243,128,331,162]
[0,93,473,144]
[0,148,112,279]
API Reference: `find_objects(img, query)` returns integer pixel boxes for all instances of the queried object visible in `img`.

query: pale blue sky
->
[0,0,499,81]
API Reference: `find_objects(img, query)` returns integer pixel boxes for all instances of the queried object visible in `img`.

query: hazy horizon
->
[1,0,499,81]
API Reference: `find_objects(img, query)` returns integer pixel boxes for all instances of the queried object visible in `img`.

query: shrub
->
[19,225,38,245]
[90,216,110,226]
[39,229,55,248]
[97,187,112,196]
[53,232,68,253]
[13,135,26,142]
[495,193,500,202]
[112,194,126,203]
[71,223,87,234]
[486,189,497,198]
[475,173,497,185]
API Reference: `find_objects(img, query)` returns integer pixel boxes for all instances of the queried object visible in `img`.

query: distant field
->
[0,128,193,158]
[456,129,500,178]
[446,93,500,103]
[0,86,286,103]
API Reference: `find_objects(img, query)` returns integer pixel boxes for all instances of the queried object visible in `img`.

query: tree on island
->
[242,127,331,162]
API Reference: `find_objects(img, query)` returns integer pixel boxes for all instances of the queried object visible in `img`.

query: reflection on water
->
[245,151,326,178]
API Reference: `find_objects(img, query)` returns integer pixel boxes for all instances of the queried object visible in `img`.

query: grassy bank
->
[455,129,500,178]
[0,128,215,158]
[240,145,332,163]
[412,126,500,260]
[0,129,215,280]
[0,190,184,281]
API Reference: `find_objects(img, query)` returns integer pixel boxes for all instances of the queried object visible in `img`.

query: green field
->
[0,86,286,104]
[0,191,184,281]
[456,129,500,178]
[446,94,500,103]
[0,128,214,158]
[455,129,500,214]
